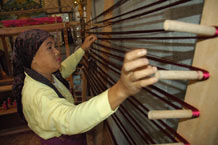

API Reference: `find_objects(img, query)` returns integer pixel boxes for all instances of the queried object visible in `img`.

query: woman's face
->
[31,37,61,74]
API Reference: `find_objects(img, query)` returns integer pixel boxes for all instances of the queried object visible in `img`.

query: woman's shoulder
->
[22,74,58,102]
[23,74,49,91]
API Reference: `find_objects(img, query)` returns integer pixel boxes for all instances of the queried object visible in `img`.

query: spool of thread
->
[13,100,17,107]
[7,97,11,106]
[3,101,8,110]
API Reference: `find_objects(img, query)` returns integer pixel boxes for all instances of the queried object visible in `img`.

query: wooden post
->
[85,1,97,145]
[94,1,114,145]
[1,36,12,76]
[84,1,93,144]
[85,1,115,145]
[82,0,92,103]
[63,24,73,88]
[86,0,92,28]
[177,1,218,145]
[54,15,61,50]
[103,122,116,145]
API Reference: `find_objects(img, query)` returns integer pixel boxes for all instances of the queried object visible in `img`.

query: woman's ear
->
[32,57,36,64]
[31,57,37,69]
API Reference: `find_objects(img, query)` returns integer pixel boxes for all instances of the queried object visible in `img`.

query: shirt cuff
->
[77,47,85,56]
[96,89,119,119]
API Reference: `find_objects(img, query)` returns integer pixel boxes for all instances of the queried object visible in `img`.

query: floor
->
[0,130,41,145]
[0,113,41,145]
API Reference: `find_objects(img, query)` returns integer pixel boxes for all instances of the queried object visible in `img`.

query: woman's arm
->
[60,35,97,78]
[26,48,157,138]
[26,87,115,137]
[60,48,85,78]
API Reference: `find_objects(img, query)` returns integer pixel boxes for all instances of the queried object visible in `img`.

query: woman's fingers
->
[135,76,158,88]
[87,35,97,43]
[118,48,159,97]
[129,66,157,81]
[124,49,147,62]
[82,35,97,50]
[123,58,149,72]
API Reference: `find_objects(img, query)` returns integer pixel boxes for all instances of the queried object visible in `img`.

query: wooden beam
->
[0,22,79,36]
[0,8,45,15]
[177,0,218,145]
[0,6,75,16]
[0,85,12,92]
[92,23,107,27]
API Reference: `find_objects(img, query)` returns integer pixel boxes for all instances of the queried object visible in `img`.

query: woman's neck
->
[40,72,54,83]
[32,68,54,83]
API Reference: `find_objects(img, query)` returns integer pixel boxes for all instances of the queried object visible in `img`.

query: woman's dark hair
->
[12,29,51,118]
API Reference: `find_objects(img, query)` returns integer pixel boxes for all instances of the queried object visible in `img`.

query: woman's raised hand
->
[118,49,158,97]
[108,49,158,110]
[81,35,97,51]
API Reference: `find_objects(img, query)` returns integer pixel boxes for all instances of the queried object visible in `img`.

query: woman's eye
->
[48,46,52,50]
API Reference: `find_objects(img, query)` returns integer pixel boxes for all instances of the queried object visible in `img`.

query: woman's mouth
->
[57,57,61,62]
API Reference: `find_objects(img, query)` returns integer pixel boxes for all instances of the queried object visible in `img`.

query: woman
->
[12,29,158,144]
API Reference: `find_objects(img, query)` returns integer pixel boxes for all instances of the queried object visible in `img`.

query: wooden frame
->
[177,1,218,145]
[85,0,218,145]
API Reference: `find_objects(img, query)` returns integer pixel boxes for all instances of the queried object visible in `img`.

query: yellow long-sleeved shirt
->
[22,48,116,139]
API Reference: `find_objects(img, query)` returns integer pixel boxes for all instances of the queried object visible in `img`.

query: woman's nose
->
[54,48,60,56]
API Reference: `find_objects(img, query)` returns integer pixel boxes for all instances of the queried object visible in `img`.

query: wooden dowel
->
[164,19,217,36]
[0,85,12,92]
[151,143,184,145]
[0,78,14,86]
[155,70,204,80]
[92,23,107,27]
[148,110,193,119]
[0,107,17,116]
